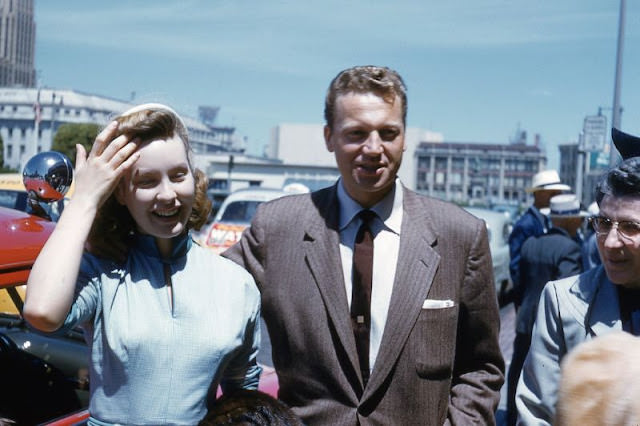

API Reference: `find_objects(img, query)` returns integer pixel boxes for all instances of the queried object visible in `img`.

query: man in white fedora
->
[509,169,570,300]
[506,194,587,426]
[505,169,569,425]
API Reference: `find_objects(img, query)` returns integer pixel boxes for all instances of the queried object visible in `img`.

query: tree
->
[52,123,100,164]
[0,133,17,172]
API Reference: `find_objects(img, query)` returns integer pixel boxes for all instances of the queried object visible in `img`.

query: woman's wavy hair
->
[595,156,640,204]
[87,105,212,256]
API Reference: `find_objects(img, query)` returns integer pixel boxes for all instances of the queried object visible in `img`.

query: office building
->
[0,87,241,170]
[0,0,35,87]
[415,141,547,207]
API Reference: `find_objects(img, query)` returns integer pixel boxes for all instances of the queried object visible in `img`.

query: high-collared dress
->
[58,232,261,425]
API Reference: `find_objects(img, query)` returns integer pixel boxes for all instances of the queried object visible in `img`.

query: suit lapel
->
[303,186,362,380]
[585,268,623,335]
[364,189,440,398]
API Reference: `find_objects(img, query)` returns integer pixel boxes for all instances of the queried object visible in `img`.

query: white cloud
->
[36,0,621,77]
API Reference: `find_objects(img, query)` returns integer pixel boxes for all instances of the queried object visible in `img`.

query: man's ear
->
[324,125,334,152]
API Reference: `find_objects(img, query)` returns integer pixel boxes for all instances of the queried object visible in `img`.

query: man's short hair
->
[596,157,640,203]
[324,65,407,129]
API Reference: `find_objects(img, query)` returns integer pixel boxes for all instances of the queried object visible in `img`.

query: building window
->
[450,173,462,185]
[20,145,25,155]
[418,157,430,170]
[7,145,12,158]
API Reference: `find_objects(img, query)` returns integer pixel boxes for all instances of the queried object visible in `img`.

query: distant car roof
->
[213,188,291,222]
[0,172,76,198]
[0,173,26,191]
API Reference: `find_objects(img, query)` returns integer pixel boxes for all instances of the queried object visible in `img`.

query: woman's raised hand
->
[73,121,140,208]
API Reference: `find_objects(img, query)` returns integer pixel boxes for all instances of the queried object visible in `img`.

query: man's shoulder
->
[532,229,579,246]
[514,207,539,227]
[257,187,325,212]
[548,266,605,297]
[403,188,474,216]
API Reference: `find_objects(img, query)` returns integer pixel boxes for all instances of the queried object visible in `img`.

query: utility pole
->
[576,133,584,202]
[609,0,626,166]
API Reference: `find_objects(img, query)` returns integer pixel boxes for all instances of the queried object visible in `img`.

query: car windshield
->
[0,189,27,211]
[219,200,263,223]
[0,189,65,222]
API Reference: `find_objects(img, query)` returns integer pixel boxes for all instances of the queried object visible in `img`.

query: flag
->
[33,89,41,125]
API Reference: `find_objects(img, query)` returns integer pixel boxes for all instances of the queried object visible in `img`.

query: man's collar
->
[337,179,403,234]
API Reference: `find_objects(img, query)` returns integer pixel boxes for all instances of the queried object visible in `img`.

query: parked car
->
[464,207,513,306]
[195,187,296,253]
[1,153,278,425]
[0,153,88,425]
[0,168,75,222]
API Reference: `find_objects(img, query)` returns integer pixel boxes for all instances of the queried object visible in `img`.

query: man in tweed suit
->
[224,65,504,425]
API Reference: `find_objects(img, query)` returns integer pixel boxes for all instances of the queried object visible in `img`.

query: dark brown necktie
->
[351,209,375,386]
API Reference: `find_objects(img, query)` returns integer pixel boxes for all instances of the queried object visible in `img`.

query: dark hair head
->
[87,105,211,260]
[199,390,302,426]
[324,65,407,129]
[595,157,640,204]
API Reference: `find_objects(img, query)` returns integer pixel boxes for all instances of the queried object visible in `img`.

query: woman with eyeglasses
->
[515,134,640,426]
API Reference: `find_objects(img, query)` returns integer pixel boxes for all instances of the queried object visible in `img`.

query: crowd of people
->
[13,64,640,425]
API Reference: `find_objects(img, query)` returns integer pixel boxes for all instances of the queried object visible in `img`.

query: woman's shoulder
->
[189,241,257,283]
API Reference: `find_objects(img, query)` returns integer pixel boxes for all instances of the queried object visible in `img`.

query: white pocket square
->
[422,299,455,309]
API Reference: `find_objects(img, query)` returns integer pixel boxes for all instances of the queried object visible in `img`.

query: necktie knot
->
[358,209,376,225]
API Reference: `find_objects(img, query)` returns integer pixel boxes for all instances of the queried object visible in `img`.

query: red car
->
[0,153,278,425]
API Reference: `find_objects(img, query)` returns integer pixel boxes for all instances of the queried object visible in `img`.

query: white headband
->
[120,102,186,128]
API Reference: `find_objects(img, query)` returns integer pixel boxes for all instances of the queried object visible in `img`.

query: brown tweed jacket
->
[223,183,504,425]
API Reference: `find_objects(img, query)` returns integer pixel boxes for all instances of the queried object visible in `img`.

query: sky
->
[34,1,640,170]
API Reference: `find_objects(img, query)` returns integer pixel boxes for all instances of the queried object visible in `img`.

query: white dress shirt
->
[336,179,403,374]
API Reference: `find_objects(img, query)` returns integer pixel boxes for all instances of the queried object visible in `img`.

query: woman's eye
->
[135,178,156,187]
[171,170,190,181]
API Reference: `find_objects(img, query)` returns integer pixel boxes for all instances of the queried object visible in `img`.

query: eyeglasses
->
[589,216,640,241]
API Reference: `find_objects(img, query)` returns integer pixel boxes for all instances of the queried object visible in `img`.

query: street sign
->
[582,115,607,152]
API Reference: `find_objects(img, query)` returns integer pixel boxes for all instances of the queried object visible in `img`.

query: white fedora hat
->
[526,169,571,193]
[549,194,589,218]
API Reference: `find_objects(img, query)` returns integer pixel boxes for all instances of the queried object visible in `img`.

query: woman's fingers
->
[89,120,140,172]
[108,139,140,170]
[91,121,119,157]
[74,144,88,170]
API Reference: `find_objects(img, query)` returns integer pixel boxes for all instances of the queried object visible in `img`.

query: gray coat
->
[224,183,504,426]
[515,266,621,425]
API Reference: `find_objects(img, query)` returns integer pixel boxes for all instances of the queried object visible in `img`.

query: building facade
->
[559,142,610,207]
[0,87,242,170]
[415,141,546,207]
[0,0,35,87]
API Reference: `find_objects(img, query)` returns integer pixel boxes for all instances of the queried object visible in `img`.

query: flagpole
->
[609,0,626,166]
[32,87,41,161]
